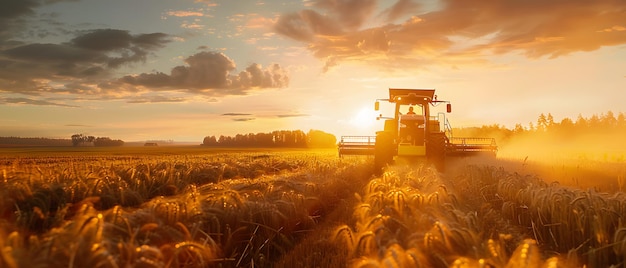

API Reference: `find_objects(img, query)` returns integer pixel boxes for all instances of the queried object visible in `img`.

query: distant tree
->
[257,133,273,146]
[513,124,525,134]
[546,113,555,130]
[203,130,334,148]
[557,117,575,133]
[528,122,535,132]
[618,112,626,129]
[72,134,123,147]
[0,137,71,146]
[93,137,124,147]
[202,136,218,146]
[292,130,307,147]
[575,114,587,130]
[306,130,337,148]
[589,114,601,128]
[601,111,617,128]
[71,134,87,146]
[536,113,547,132]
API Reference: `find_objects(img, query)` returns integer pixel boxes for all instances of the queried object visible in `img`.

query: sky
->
[0,0,625,142]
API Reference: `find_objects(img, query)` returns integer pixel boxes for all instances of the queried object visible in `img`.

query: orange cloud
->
[166,11,205,17]
[275,0,626,71]
[598,25,626,33]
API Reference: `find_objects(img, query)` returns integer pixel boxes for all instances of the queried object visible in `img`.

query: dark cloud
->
[232,118,256,122]
[275,0,626,70]
[4,43,102,62]
[222,113,256,122]
[222,113,253,116]
[0,97,79,107]
[0,1,289,104]
[69,29,169,68]
[120,51,289,96]
[0,0,78,46]
[71,29,134,51]
[133,33,171,50]
[70,29,169,52]
[0,0,39,19]
[0,0,41,46]
[0,28,171,95]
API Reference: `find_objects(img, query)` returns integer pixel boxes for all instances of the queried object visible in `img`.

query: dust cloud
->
[466,131,626,192]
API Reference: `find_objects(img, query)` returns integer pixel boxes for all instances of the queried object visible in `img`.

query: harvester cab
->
[338,88,497,171]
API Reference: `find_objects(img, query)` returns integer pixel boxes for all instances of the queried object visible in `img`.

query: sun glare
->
[349,107,377,129]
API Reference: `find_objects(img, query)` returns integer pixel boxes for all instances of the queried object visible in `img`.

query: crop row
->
[2,151,626,267]
[452,165,626,266]
[0,152,373,267]
[280,162,626,267]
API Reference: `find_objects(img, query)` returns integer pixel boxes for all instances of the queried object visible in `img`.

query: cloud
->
[0,29,170,95]
[1,25,290,103]
[222,113,253,116]
[274,0,378,41]
[221,112,257,122]
[126,96,187,104]
[0,97,79,107]
[0,0,78,46]
[71,29,169,52]
[311,0,377,30]
[0,1,40,41]
[165,11,205,17]
[0,1,289,105]
[163,8,213,30]
[276,114,309,118]
[232,118,256,122]
[379,0,421,22]
[0,0,38,19]
[274,10,344,42]
[275,0,626,70]
[193,0,218,7]
[120,51,289,96]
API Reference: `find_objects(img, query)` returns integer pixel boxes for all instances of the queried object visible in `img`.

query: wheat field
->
[1,147,625,267]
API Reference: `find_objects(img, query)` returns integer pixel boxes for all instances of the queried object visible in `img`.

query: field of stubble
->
[1,146,625,267]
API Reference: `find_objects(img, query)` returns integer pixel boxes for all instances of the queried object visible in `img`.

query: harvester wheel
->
[427,132,446,171]
[374,132,394,172]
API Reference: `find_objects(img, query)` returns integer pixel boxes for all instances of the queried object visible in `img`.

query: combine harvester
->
[338,88,497,171]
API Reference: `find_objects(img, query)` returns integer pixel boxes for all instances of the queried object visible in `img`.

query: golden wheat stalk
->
[334,225,355,252]
[355,231,376,257]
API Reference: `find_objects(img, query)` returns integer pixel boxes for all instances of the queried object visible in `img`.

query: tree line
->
[0,135,125,147]
[2,111,622,148]
[202,129,337,148]
[452,110,626,144]
[0,137,72,147]
[71,134,124,147]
